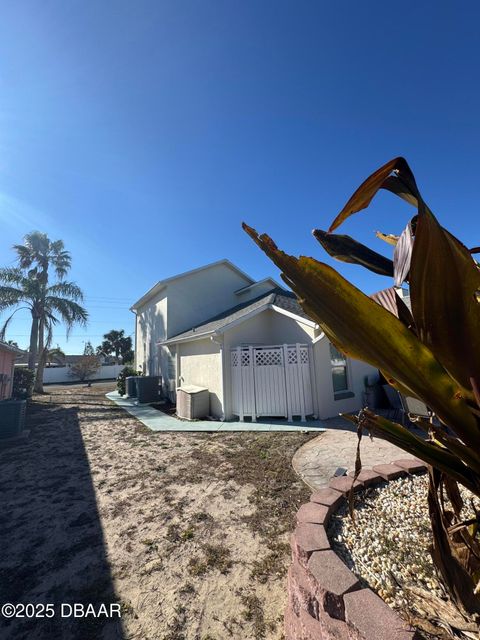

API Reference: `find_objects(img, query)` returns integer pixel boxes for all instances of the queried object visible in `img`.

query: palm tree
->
[11,232,72,370]
[45,346,65,367]
[99,329,131,364]
[0,269,88,392]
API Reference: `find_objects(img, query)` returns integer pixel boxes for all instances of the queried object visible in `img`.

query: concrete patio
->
[106,391,329,432]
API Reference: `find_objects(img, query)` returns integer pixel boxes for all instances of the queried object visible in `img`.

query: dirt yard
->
[0,382,314,640]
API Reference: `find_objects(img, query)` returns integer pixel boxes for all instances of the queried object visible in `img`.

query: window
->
[329,344,349,393]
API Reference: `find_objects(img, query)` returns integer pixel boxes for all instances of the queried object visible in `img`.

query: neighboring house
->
[131,259,377,421]
[0,341,23,400]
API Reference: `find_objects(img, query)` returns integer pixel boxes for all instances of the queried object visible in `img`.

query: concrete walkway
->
[106,391,327,432]
[292,420,414,490]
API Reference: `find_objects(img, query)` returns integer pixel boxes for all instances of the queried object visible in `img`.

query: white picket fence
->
[231,344,314,422]
[40,364,125,384]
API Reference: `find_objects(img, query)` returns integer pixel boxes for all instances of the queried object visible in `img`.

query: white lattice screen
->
[231,344,313,422]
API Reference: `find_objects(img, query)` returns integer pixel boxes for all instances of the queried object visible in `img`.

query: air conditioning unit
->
[176,386,209,420]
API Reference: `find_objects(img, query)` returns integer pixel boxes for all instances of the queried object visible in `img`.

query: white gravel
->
[328,473,480,621]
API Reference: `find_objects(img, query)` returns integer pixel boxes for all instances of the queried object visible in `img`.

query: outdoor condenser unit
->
[176,385,209,420]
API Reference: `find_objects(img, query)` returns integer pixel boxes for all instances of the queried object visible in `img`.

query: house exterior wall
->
[312,336,377,419]
[177,338,223,418]
[135,292,168,376]
[0,348,16,400]
[134,263,253,383]
[165,263,251,338]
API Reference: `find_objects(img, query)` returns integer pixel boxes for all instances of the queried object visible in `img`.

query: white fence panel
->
[231,344,314,422]
[231,348,255,420]
[253,348,287,417]
[284,345,314,420]
[41,364,125,384]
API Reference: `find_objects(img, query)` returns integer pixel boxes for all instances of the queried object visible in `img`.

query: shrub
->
[117,366,142,396]
[68,355,101,382]
[12,367,35,399]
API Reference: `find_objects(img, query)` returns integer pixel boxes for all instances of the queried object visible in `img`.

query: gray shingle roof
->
[164,288,312,343]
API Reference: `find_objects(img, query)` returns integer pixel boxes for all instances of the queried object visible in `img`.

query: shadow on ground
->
[0,398,124,640]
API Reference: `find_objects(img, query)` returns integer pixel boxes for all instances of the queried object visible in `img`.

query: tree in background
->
[13,232,70,371]
[0,231,88,393]
[83,340,95,356]
[69,355,100,384]
[45,345,65,367]
[97,329,133,363]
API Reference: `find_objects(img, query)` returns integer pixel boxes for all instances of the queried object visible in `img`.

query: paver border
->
[285,458,427,639]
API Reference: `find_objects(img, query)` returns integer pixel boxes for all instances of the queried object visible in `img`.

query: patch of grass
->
[180,527,195,541]
[166,524,195,543]
[191,511,214,524]
[164,605,187,640]
[188,544,232,576]
[140,538,158,552]
[179,582,196,595]
[239,591,270,640]
[250,541,291,583]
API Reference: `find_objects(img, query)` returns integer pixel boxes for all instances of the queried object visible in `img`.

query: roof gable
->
[131,259,254,310]
[162,288,315,344]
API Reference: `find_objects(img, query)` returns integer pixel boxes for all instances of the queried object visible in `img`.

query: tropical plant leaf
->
[410,202,480,392]
[375,231,399,246]
[381,174,419,208]
[328,157,420,232]
[312,229,394,276]
[393,220,414,286]
[428,469,480,615]
[351,410,480,497]
[242,223,479,448]
[370,287,416,331]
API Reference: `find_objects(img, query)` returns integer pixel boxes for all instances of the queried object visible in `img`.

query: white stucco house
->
[131,259,376,421]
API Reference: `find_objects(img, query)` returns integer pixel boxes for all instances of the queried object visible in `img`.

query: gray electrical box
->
[176,385,209,420]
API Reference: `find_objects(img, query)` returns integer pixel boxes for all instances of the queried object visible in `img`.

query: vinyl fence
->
[40,364,125,384]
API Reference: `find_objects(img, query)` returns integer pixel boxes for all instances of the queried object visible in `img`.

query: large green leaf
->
[313,229,394,277]
[242,223,479,448]
[410,202,480,392]
[328,157,419,232]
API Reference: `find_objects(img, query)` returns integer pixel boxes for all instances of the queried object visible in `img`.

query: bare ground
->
[0,382,314,640]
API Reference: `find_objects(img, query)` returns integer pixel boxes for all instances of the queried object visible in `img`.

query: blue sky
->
[0,1,479,352]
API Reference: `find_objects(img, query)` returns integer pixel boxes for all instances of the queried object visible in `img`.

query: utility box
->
[176,385,209,420]
[136,376,161,404]
[0,399,27,439]
[126,376,141,398]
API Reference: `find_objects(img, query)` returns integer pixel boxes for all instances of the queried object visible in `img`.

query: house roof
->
[131,259,255,311]
[162,288,315,344]
[234,277,282,295]
[0,341,24,355]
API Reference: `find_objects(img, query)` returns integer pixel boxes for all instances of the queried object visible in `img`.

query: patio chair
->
[382,385,432,427]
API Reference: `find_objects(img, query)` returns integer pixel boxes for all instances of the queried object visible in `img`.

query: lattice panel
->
[241,351,251,367]
[287,350,297,365]
[231,352,239,367]
[255,349,283,366]
[300,349,309,364]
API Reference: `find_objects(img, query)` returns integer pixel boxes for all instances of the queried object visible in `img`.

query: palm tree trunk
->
[34,318,46,393]
[28,315,39,371]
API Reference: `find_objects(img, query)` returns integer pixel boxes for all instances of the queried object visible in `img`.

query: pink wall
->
[0,348,16,400]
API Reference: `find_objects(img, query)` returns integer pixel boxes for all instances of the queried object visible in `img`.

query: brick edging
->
[286,458,427,640]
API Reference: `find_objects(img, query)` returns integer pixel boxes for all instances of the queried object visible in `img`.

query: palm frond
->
[47,281,84,301]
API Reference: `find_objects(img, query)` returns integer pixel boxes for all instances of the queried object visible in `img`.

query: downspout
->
[130,307,138,370]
